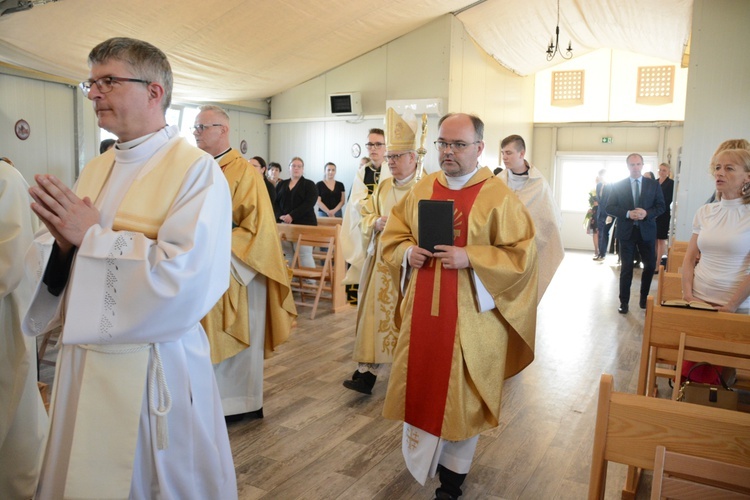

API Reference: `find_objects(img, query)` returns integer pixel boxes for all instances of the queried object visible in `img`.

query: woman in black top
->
[276,157,317,267]
[276,157,318,226]
[655,162,675,262]
[315,162,345,217]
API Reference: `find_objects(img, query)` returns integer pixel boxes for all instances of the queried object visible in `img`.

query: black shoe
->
[351,370,361,381]
[618,305,628,314]
[224,413,244,423]
[246,407,264,419]
[224,407,264,424]
[640,298,648,309]
[435,465,466,499]
[343,371,376,395]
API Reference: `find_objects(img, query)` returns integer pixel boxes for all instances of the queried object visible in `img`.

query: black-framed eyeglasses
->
[384,152,409,162]
[79,76,150,97]
[365,142,385,149]
[191,124,223,133]
[434,141,480,152]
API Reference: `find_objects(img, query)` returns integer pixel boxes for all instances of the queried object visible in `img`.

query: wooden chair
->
[588,374,750,500]
[37,325,62,367]
[651,445,750,499]
[672,332,750,401]
[277,223,348,314]
[289,233,335,319]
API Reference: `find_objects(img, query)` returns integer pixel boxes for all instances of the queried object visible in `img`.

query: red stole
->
[404,178,484,435]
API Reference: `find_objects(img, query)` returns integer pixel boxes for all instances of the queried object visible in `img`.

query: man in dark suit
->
[606,154,665,313]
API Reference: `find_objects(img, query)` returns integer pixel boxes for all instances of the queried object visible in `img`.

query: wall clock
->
[351,142,361,158]
[15,119,30,140]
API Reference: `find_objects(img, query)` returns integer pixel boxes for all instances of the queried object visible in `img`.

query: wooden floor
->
[41,250,659,499]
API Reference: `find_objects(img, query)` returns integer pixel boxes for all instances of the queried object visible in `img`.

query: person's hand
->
[280,214,293,224]
[374,216,387,232]
[29,174,99,250]
[631,208,647,220]
[433,245,470,269]
[408,246,433,269]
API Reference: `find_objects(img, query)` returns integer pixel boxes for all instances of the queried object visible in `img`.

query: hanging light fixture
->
[546,0,573,61]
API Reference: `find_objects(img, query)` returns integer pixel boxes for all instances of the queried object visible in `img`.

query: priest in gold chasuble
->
[196,106,296,422]
[343,108,419,395]
[381,113,538,499]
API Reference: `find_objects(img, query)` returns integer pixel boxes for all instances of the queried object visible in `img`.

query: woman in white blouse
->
[681,148,750,313]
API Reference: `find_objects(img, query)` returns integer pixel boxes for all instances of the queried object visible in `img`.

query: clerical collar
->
[116,130,159,150]
[213,148,232,160]
[445,166,479,190]
[510,161,530,176]
[394,171,416,186]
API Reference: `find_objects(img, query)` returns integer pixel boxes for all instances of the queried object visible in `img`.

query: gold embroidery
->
[407,427,420,450]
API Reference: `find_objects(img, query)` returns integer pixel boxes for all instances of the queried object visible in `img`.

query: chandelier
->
[546,0,573,61]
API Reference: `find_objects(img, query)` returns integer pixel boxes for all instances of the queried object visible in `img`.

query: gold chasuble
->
[76,138,200,238]
[353,175,417,364]
[201,149,295,364]
[381,168,538,441]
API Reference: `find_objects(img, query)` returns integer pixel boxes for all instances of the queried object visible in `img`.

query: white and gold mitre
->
[385,107,418,152]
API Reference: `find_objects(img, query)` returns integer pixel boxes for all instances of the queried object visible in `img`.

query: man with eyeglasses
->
[23,38,237,499]
[343,108,419,395]
[381,113,538,499]
[193,105,295,425]
[497,134,564,303]
[341,128,392,304]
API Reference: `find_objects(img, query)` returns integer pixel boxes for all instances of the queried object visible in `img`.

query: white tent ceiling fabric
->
[0,0,692,103]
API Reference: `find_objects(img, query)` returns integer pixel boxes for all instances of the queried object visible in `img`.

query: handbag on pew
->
[677,362,738,411]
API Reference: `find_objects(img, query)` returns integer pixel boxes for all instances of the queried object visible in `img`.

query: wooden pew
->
[655,266,682,304]
[588,374,750,500]
[316,216,343,227]
[277,223,348,314]
[637,298,750,399]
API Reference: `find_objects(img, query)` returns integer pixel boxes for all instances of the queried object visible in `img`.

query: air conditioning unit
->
[329,92,362,116]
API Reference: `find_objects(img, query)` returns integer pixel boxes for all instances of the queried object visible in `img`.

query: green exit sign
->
[602,137,613,144]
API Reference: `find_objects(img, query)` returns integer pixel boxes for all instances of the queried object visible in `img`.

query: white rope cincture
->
[80,342,172,450]
[149,343,172,450]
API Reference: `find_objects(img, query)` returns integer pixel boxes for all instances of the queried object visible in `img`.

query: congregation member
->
[341,128,391,304]
[194,105,296,422]
[315,162,346,217]
[343,108,419,395]
[23,37,237,498]
[381,113,538,499]
[276,156,318,267]
[497,134,564,301]
[655,162,674,263]
[681,148,750,314]
[99,138,115,154]
[249,155,278,204]
[267,161,282,188]
[0,157,47,499]
[594,169,613,261]
[606,153,665,313]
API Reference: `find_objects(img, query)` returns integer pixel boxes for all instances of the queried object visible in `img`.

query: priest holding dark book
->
[380,112,538,500]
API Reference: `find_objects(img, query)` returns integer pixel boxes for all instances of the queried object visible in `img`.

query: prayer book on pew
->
[660,299,717,311]
[418,200,454,253]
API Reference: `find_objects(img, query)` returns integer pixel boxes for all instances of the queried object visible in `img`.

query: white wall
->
[268,14,536,194]
[675,0,750,241]
[0,73,78,186]
[534,49,688,123]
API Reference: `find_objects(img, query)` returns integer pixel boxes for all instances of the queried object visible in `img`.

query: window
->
[97,104,200,146]
[558,154,657,212]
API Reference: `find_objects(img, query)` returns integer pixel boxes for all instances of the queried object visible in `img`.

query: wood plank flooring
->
[41,250,659,499]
